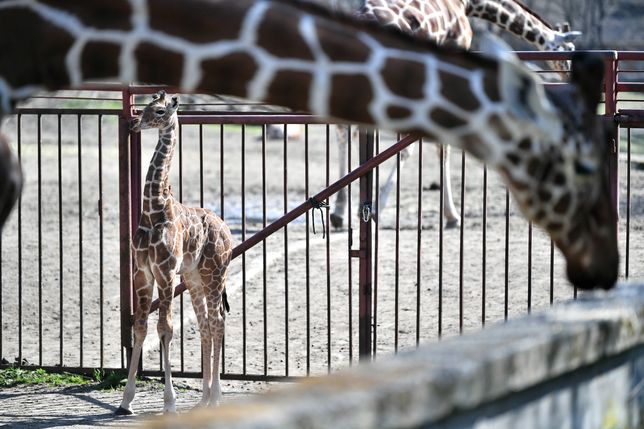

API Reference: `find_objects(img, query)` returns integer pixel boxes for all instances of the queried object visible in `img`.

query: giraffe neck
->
[466,0,558,50]
[358,0,473,49]
[141,116,178,222]
[0,0,560,162]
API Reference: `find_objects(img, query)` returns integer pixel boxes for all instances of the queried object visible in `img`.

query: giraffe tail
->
[222,291,230,313]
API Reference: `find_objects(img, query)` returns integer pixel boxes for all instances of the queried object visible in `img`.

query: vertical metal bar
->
[604,55,619,220]
[504,189,509,321]
[283,125,289,376]
[37,114,43,365]
[549,240,554,305]
[527,222,532,312]
[325,124,331,372]
[199,124,204,206]
[373,131,380,356]
[119,90,134,368]
[305,124,311,373]
[98,115,105,369]
[482,165,487,326]
[220,124,226,373]
[438,145,443,338]
[0,219,2,360]
[16,115,22,365]
[241,124,247,375]
[179,122,185,374]
[626,127,631,278]
[394,148,400,352]
[358,129,373,360]
[415,139,422,346]
[58,114,64,366]
[458,151,465,334]
[77,114,84,367]
[347,127,353,363]
[262,125,268,376]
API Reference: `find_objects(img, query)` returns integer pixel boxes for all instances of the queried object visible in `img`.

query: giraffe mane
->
[269,0,498,66]
[508,0,555,30]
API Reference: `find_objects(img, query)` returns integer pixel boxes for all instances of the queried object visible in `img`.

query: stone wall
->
[144,283,644,429]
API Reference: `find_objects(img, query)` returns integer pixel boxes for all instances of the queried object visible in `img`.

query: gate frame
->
[117,50,624,380]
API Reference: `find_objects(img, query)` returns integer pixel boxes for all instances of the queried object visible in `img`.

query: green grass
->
[0,367,132,390]
[0,367,92,388]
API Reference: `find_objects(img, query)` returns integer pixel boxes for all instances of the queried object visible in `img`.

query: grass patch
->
[0,367,92,388]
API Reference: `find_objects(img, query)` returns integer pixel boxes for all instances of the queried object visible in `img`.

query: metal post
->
[603,53,619,221]
[119,87,135,366]
[358,129,374,360]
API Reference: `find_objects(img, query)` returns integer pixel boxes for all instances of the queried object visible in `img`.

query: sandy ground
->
[1,109,643,401]
[0,379,276,428]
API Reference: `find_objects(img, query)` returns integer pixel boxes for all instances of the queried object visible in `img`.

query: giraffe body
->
[330,0,581,229]
[118,92,232,414]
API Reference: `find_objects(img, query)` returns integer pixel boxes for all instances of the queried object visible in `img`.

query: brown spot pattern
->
[430,107,467,129]
[387,105,413,119]
[488,114,512,140]
[439,70,480,111]
[258,8,314,60]
[0,9,74,89]
[199,53,259,98]
[149,0,242,43]
[316,22,370,62]
[554,193,572,214]
[266,70,312,112]
[135,43,183,86]
[81,41,121,81]
[330,74,374,124]
[381,58,426,100]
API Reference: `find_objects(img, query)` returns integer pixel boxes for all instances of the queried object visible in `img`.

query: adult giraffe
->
[331,0,582,229]
[0,0,617,413]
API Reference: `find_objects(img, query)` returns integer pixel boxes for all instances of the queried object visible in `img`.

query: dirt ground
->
[1,105,643,405]
[0,379,275,428]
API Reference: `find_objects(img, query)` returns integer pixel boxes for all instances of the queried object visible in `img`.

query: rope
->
[308,197,330,239]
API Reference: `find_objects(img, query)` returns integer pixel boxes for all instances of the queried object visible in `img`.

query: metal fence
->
[0,51,643,382]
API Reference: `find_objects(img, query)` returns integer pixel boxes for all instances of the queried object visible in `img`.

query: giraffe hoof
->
[427,182,440,191]
[330,214,344,229]
[115,406,134,416]
[445,219,460,229]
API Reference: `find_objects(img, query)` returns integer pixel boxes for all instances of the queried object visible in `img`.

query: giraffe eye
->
[156,109,166,116]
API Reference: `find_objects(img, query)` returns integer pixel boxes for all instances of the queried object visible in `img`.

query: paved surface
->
[0,379,271,428]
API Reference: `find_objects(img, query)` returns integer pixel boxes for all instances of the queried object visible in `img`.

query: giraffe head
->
[500,52,617,290]
[131,91,180,132]
[547,22,582,74]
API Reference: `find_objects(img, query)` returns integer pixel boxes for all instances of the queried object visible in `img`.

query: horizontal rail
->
[177,114,329,125]
[148,133,421,313]
[13,108,122,115]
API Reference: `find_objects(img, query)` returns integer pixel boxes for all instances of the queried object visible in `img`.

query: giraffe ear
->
[554,31,582,45]
[170,95,180,109]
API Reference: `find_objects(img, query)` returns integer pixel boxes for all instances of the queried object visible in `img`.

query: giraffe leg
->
[184,271,213,408]
[378,143,416,216]
[438,144,461,229]
[206,286,227,407]
[153,266,179,414]
[117,267,154,415]
[331,124,349,229]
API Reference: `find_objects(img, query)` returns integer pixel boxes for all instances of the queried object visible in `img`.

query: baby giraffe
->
[117,91,233,415]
